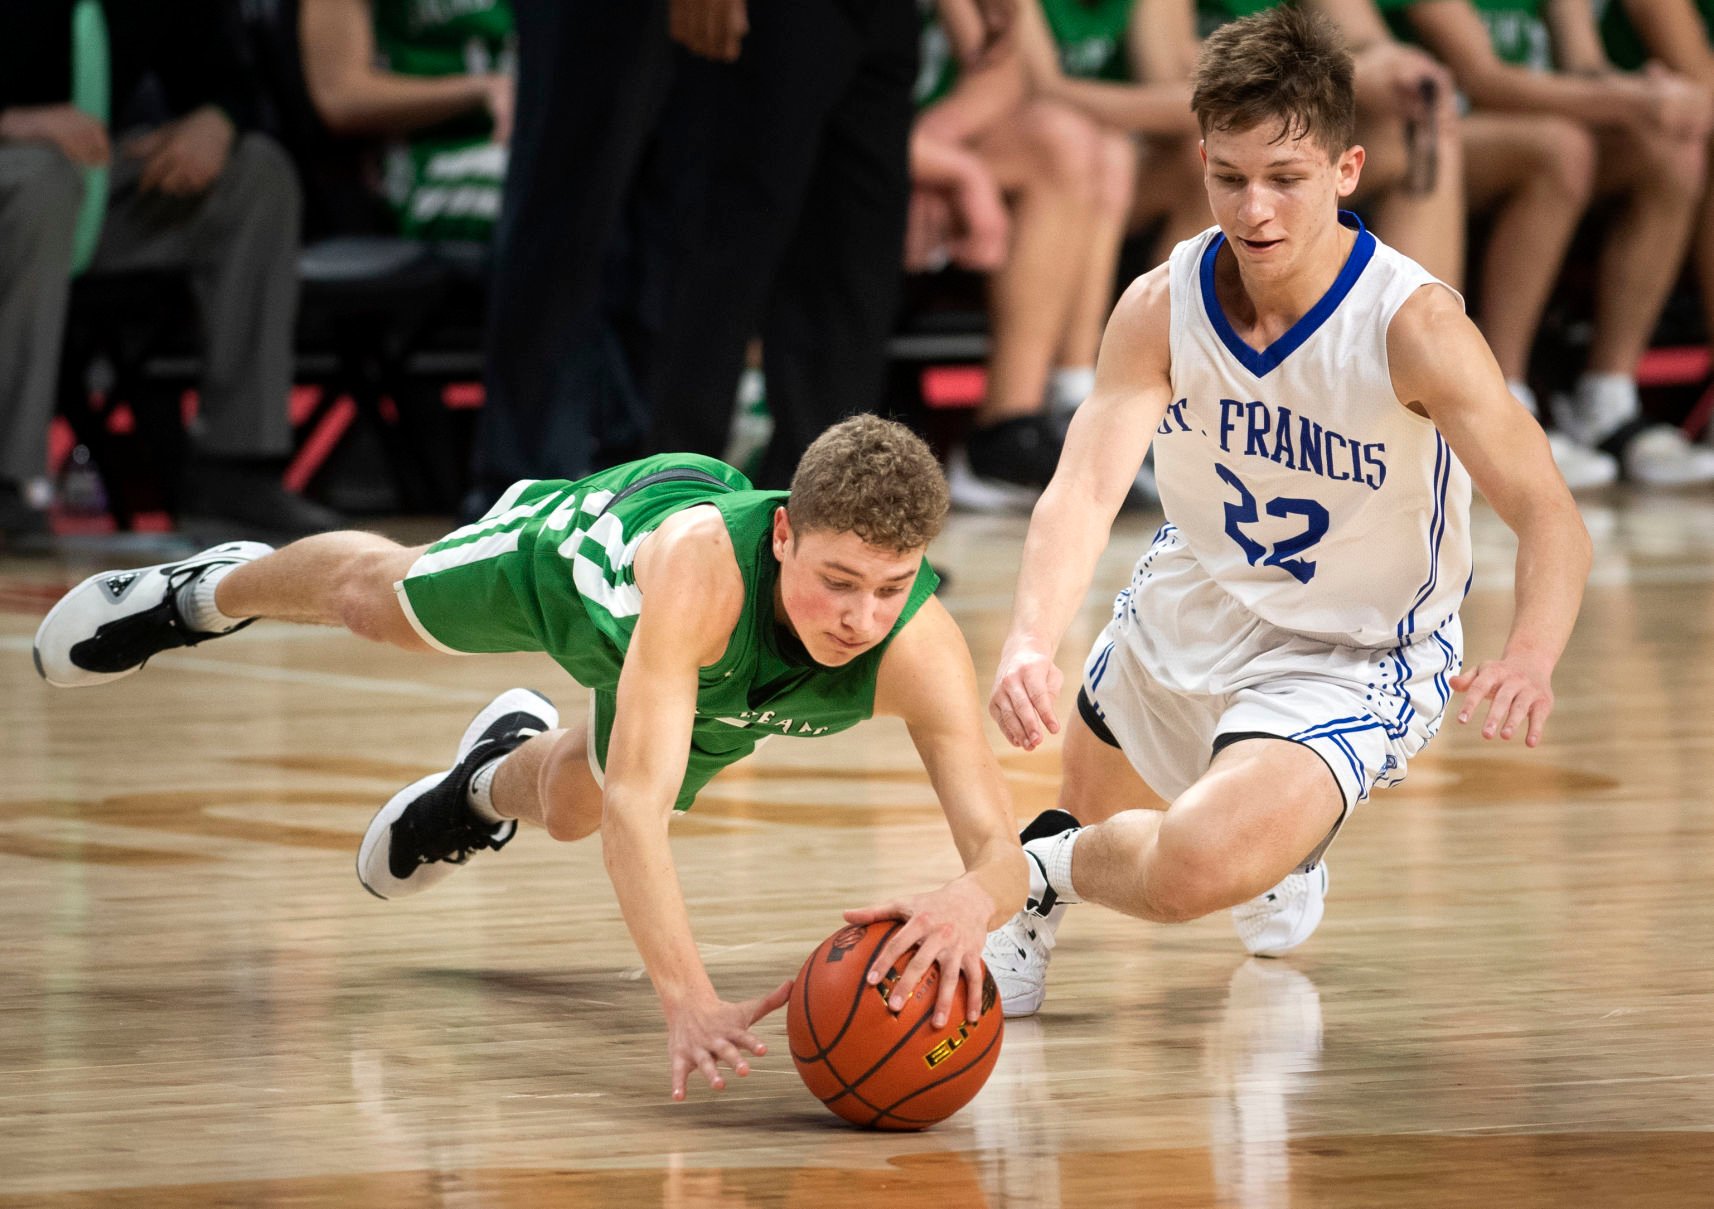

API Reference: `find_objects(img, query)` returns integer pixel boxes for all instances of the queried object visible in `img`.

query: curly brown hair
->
[1192,6,1355,161]
[786,415,949,553]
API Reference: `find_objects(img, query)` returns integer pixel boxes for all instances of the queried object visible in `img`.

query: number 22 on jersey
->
[1215,463,1329,585]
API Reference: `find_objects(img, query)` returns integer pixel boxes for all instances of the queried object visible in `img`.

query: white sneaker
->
[1620,424,1714,486]
[945,447,1040,514]
[1551,378,1637,448]
[982,902,1066,1018]
[358,688,557,899]
[32,540,274,687]
[1545,431,1618,491]
[1231,863,1328,957]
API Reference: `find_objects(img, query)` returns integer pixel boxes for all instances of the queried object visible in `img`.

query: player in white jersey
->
[980,5,1593,1017]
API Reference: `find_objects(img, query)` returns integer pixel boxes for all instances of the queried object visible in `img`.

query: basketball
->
[786,920,1004,1130]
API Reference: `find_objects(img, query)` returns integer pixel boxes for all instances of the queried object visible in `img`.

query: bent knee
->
[335,543,426,648]
[1094,130,1140,217]
[1535,118,1598,203]
[1017,99,1104,188]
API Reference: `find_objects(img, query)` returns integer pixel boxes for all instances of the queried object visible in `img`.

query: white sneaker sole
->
[32,540,273,688]
[357,688,558,900]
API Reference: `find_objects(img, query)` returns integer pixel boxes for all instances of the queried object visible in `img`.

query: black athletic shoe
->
[965,415,1065,490]
[357,689,558,899]
[33,541,273,687]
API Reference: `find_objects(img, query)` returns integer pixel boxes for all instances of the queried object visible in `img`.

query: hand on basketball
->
[843,878,994,1029]
[990,640,1063,750]
[1450,654,1555,747]
[663,980,791,1102]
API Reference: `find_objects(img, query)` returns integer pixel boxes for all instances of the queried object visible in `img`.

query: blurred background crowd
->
[5,0,1714,552]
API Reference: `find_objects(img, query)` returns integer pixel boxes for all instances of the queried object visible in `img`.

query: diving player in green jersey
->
[33,417,1028,1103]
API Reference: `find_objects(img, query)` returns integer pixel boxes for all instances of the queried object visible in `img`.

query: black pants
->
[475,0,674,496]
[646,0,917,488]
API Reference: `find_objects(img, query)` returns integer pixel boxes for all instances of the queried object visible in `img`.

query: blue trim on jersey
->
[1400,433,1451,643]
[1198,211,1376,378]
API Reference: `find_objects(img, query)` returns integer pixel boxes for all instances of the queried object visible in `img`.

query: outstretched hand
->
[663,980,791,1102]
[1450,654,1554,747]
[990,640,1062,749]
[843,877,995,1028]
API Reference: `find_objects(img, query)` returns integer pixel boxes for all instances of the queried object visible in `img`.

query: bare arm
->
[1014,0,1197,134]
[991,266,1176,749]
[1543,0,1610,75]
[601,511,791,1101]
[1388,286,1591,746]
[850,598,1026,1025]
[1405,0,1684,131]
[1131,0,1201,83]
[300,0,506,138]
[1313,0,1455,118]
[916,1,1029,146]
[1613,0,1714,85]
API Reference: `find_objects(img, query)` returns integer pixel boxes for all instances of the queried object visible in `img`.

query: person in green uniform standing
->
[32,415,1028,1105]
[1386,0,1714,486]
[300,0,514,241]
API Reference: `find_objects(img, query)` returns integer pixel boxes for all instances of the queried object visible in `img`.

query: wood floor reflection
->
[2,491,1712,1208]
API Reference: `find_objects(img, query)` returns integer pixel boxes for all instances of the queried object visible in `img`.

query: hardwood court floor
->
[2,491,1712,1208]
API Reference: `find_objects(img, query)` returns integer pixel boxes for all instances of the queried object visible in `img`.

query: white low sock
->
[1507,379,1539,418]
[176,563,246,633]
[1051,366,1097,413]
[466,754,510,825]
[1024,827,1084,906]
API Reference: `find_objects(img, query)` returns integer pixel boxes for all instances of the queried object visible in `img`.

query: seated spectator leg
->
[970,101,1100,437]
[91,132,336,535]
[1461,113,1595,391]
[1353,99,1466,289]
[1586,126,1706,379]
[1056,125,1139,405]
[0,145,81,539]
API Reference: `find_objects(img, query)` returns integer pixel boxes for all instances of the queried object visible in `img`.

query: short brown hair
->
[787,415,949,552]
[1192,6,1355,161]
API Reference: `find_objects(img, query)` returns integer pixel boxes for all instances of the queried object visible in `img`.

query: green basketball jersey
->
[372,0,514,239]
[1041,0,1137,81]
[398,455,941,810]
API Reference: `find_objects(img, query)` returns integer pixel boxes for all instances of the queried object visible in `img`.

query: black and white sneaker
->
[357,688,559,900]
[33,541,274,687]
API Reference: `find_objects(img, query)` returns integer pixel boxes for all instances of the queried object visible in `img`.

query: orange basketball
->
[786,920,1003,1130]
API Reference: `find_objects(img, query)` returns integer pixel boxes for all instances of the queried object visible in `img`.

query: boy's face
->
[1200,120,1363,283]
[771,508,922,667]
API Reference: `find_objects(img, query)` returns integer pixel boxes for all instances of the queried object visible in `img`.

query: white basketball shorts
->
[1079,527,1461,860]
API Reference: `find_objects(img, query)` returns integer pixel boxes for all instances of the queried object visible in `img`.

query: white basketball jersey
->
[1155,215,1472,650]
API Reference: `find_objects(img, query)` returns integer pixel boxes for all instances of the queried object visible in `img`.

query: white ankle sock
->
[1507,380,1538,418]
[176,563,246,633]
[1024,827,1084,906]
[466,754,510,825]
